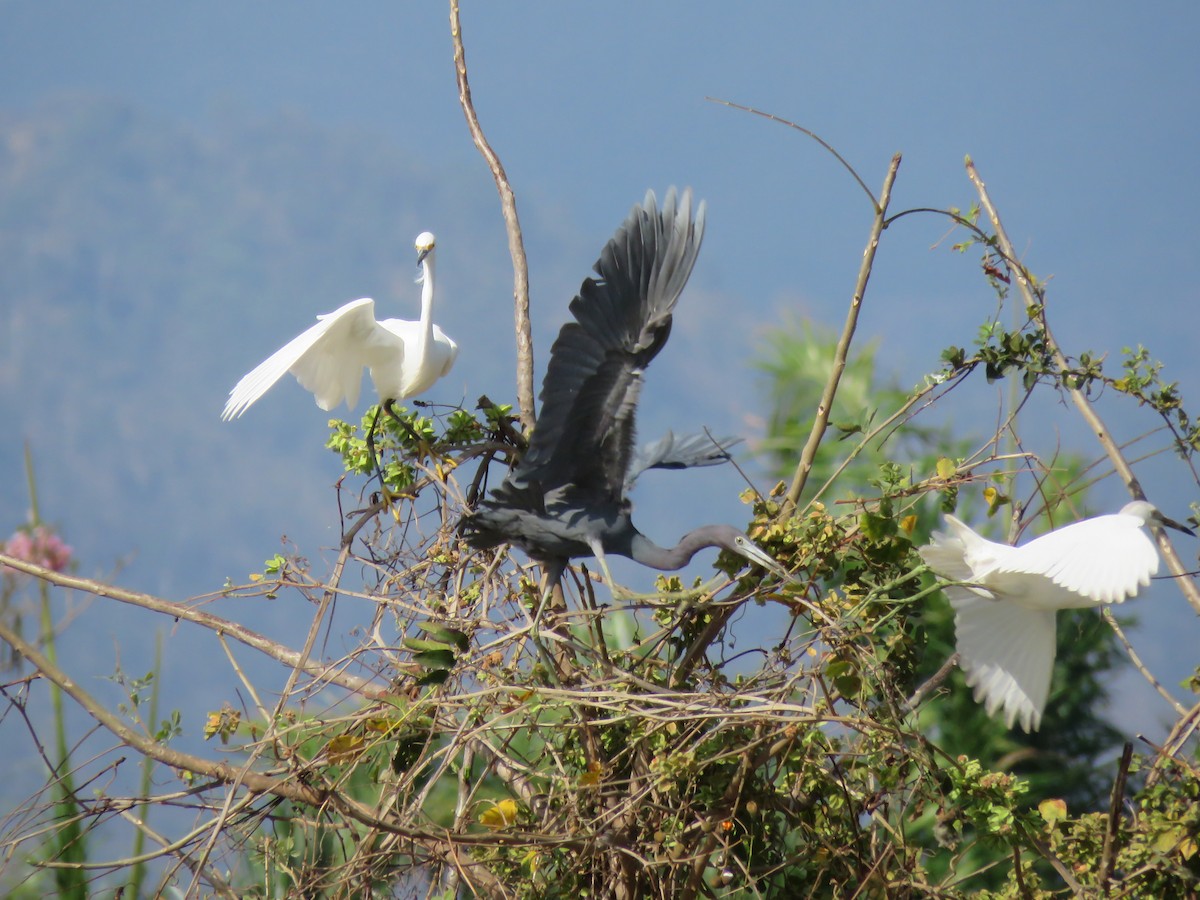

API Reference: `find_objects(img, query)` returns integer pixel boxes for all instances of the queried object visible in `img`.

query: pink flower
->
[2,525,73,574]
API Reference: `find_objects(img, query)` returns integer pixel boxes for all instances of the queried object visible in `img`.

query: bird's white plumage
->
[951,593,1056,731]
[919,501,1170,731]
[222,232,457,420]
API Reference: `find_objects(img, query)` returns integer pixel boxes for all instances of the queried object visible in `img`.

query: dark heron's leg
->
[527,559,574,680]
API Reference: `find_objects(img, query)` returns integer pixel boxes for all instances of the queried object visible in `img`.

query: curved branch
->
[706,98,878,209]
[449,0,535,430]
[0,553,373,695]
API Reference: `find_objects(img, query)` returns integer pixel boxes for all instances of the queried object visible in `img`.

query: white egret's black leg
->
[382,399,428,450]
[365,403,387,493]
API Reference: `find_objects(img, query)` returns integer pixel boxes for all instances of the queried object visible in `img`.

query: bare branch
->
[781,153,902,517]
[448,0,535,430]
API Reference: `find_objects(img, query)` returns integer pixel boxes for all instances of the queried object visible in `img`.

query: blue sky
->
[2,2,1198,750]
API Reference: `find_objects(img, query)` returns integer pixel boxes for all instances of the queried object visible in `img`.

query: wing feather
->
[223,298,383,418]
[953,593,1057,731]
[995,514,1159,605]
[624,432,740,491]
[509,188,706,501]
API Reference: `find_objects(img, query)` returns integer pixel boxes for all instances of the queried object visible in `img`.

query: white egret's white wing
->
[995,514,1158,605]
[432,325,459,377]
[953,593,1056,732]
[222,298,384,419]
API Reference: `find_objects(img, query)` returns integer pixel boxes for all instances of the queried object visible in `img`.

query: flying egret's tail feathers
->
[953,594,1056,732]
[917,515,989,584]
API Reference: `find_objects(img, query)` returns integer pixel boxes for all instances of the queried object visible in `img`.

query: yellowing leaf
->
[579,760,603,787]
[1038,798,1067,825]
[479,799,520,830]
[327,734,365,765]
[935,458,957,480]
[203,712,223,740]
[899,515,918,535]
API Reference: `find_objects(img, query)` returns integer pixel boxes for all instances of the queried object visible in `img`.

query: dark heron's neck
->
[628,527,729,572]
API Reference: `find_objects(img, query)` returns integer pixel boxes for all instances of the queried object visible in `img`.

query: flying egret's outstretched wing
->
[624,432,740,492]
[952,592,1057,732]
[222,298,396,419]
[505,188,706,505]
[993,513,1159,605]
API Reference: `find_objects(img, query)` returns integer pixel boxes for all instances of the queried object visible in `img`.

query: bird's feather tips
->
[953,594,1056,731]
[506,188,704,502]
[994,514,1159,605]
[220,300,376,420]
[625,432,740,490]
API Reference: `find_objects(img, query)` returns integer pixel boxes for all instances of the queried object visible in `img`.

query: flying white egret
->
[919,500,1193,731]
[221,232,459,438]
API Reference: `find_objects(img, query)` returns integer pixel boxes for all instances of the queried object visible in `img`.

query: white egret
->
[221,232,459,433]
[919,500,1193,731]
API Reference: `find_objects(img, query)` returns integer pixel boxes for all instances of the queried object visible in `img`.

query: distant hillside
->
[0,97,515,598]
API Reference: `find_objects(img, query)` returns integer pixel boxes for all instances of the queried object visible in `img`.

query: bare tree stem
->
[781,153,902,517]
[0,553,372,695]
[449,0,536,430]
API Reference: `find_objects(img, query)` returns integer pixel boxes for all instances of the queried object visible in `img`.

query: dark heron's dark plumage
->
[465,188,787,589]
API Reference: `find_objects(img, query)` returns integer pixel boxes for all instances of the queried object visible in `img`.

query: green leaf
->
[417,622,469,651]
[412,649,456,670]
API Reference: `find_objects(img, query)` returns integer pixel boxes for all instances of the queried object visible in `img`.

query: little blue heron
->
[465,189,787,592]
[919,500,1193,731]
[222,232,459,470]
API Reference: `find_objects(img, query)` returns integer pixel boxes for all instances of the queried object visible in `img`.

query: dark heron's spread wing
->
[464,189,787,582]
[508,188,705,504]
[624,431,740,492]
[467,189,706,559]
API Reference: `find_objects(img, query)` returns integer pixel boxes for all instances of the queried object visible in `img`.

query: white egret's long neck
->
[416,252,436,354]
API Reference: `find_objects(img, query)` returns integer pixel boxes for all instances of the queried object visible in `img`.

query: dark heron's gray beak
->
[732,536,795,582]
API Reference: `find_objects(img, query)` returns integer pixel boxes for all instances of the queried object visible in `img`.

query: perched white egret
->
[919,500,1193,731]
[221,231,458,424]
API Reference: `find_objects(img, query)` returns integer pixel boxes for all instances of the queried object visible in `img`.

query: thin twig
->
[1099,742,1133,894]
[781,153,902,517]
[1101,609,1186,717]
[902,652,960,716]
[449,0,535,430]
[0,553,372,695]
[706,98,877,207]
